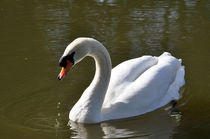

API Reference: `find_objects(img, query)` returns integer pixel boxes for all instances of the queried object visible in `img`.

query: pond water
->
[0,0,210,138]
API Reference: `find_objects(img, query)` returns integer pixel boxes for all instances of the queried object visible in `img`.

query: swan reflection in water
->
[68,108,181,139]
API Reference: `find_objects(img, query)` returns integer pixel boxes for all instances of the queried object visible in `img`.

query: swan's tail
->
[170,65,185,99]
[161,66,185,107]
[159,57,185,107]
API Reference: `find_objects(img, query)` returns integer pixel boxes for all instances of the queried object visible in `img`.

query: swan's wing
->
[102,52,185,120]
[118,53,181,104]
[111,56,158,83]
[103,55,158,107]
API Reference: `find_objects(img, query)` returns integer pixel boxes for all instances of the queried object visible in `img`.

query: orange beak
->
[58,61,73,80]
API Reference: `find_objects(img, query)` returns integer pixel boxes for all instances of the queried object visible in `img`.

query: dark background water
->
[0,0,210,138]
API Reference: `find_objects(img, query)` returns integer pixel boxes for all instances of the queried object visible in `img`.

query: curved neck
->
[70,41,112,123]
[85,48,112,107]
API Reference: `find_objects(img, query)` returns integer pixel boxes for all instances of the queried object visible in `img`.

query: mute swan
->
[58,37,185,123]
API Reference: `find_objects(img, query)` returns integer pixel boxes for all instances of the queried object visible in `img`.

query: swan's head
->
[58,38,93,80]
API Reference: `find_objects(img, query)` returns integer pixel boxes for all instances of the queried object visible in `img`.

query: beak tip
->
[57,74,63,80]
[58,76,61,80]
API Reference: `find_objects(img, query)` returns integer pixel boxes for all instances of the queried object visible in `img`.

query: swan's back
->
[102,52,185,121]
[103,55,158,104]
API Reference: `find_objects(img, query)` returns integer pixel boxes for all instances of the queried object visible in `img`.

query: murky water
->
[0,0,210,138]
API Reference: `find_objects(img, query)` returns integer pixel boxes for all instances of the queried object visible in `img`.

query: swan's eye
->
[59,52,75,67]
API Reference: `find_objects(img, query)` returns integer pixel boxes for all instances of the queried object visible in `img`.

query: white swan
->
[58,37,185,123]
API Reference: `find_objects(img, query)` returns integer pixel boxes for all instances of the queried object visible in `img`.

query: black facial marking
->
[59,52,75,67]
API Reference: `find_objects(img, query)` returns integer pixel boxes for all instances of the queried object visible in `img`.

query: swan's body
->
[58,37,185,123]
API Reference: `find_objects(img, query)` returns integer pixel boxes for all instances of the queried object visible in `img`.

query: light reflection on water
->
[0,0,210,138]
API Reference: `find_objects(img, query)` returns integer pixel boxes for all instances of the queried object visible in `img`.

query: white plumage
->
[58,38,185,123]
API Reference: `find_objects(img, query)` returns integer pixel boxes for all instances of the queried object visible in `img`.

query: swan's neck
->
[70,42,112,123]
